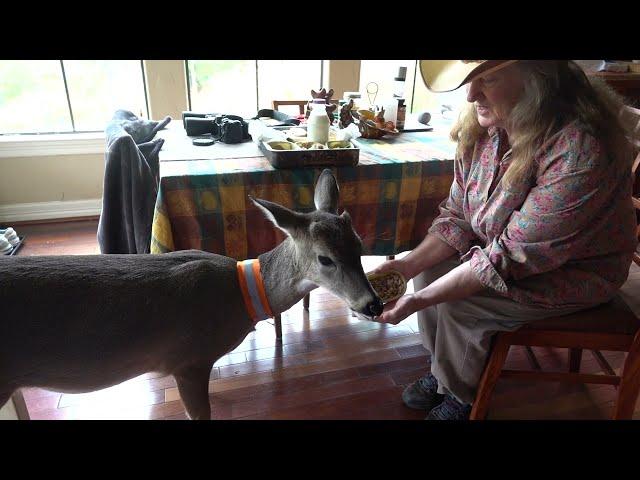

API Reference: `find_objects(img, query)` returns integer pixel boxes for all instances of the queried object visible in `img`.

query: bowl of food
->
[366,270,407,304]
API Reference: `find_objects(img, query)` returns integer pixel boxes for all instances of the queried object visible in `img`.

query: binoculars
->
[182,112,250,144]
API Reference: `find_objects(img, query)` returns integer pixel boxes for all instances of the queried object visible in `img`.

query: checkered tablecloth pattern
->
[151,130,456,259]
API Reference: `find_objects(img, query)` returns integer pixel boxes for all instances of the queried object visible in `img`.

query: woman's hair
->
[449,60,633,189]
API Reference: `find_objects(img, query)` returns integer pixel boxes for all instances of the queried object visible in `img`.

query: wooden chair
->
[471,106,640,420]
[622,105,640,265]
[272,99,339,116]
[272,100,309,116]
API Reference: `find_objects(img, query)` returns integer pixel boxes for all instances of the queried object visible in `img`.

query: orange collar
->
[237,259,274,324]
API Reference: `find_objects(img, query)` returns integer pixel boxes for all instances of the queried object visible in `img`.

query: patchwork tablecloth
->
[151,127,456,259]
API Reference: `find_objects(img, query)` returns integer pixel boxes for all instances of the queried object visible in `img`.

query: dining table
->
[150,114,458,261]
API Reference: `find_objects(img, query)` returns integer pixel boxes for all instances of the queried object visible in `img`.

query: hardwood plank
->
[164,348,402,402]
[165,370,276,402]
[489,384,618,420]
[356,355,430,378]
[231,318,411,356]
[213,367,364,404]
[390,365,431,387]
[244,340,327,362]
[216,352,309,378]
[248,331,421,368]
[396,343,429,359]
[58,385,166,409]
[237,385,407,420]
[213,351,248,367]
[320,324,415,346]
[229,374,396,419]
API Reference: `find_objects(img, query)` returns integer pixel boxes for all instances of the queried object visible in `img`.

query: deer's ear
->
[314,169,339,214]
[250,196,309,236]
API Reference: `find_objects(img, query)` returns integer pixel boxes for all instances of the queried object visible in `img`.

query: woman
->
[370,60,638,420]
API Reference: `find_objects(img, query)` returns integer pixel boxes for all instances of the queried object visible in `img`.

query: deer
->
[0,169,384,420]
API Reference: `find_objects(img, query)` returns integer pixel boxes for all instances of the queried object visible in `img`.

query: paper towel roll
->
[384,98,398,124]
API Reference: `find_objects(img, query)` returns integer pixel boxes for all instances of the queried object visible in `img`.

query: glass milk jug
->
[307,99,329,144]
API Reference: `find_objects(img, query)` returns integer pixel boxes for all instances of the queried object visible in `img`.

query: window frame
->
[185,60,325,113]
[0,60,149,134]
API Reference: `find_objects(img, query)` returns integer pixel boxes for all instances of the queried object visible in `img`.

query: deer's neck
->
[258,238,317,316]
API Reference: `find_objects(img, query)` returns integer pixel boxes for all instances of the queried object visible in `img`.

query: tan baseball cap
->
[419,60,519,92]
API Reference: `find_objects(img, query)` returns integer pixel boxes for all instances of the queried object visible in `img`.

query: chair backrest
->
[621,105,640,265]
[272,99,340,116]
[272,100,308,116]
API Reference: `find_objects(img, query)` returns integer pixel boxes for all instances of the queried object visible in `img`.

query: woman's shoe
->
[402,372,445,410]
[0,227,19,247]
[425,394,472,420]
[0,235,13,254]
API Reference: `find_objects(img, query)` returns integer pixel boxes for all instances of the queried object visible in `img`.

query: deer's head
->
[250,169,383,317]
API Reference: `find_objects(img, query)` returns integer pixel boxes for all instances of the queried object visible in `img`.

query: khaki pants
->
[414,257,586,404]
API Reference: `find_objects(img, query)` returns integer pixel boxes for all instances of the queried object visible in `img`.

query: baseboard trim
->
[0,199,102,223]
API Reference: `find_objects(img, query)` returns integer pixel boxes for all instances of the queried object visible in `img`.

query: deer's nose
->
[365,297,384,317]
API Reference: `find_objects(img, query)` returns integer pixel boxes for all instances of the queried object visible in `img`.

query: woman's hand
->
[369,257,414,281]
[373,293,423,325]
[372,261,486,325]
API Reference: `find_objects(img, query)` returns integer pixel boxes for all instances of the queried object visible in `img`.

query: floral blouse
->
[428,121,637,308]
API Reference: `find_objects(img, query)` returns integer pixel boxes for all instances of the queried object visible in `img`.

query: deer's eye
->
[318,255,334,266]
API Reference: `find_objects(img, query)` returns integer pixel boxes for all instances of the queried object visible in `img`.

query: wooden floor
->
[6,219,640,420]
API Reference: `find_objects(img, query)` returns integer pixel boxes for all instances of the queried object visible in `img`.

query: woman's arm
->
[369,233,458,281]
[370,150,477,280]
[374,261,485,324]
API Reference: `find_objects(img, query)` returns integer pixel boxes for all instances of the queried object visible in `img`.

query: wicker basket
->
[352,112,400,139]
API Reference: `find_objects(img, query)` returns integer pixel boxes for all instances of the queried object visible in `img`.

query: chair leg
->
[569,348,583,373]
[470,333,512,420]
[613,330,640,419]
[274,314,282,341]
[303,293,310,311]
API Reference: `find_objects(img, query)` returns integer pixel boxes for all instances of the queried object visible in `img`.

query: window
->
[187,60,324,118]
[411,67,468,118]
[359,60,415,108]
[359,60,468,117]
[257,60,323,114]
[0,60,148,135]
[187,60,257,118]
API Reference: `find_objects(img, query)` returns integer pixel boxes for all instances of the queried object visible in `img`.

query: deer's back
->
[0,250,254,391]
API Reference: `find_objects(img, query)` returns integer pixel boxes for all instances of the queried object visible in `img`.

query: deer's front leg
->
[174,364,213,420]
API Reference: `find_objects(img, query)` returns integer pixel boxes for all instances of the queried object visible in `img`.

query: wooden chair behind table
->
[272,100,309,116]
[471,105,640,420]
[272,99,340,117]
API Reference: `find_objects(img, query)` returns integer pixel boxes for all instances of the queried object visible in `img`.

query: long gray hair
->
[450,60,633,189]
